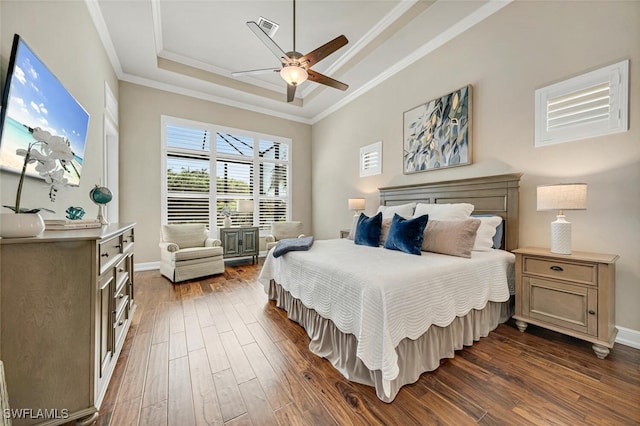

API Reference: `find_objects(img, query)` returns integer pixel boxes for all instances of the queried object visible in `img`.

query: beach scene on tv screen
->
[0,38,89,187]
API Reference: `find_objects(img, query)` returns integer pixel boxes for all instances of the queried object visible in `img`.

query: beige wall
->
[312,1,640,331]
[118,82,312,264]
[0,1,118,218]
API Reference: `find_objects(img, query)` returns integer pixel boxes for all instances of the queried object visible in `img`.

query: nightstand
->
[513,247,618,359]
[340,229,350,238]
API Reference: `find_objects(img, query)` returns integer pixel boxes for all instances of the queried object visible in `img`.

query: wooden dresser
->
[0,223,135,425]
[513,247,618,359]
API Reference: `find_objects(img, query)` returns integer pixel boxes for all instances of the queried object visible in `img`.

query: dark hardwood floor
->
[95,261,640,425]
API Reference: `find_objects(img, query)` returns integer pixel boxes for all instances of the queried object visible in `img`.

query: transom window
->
[535,60,628,147]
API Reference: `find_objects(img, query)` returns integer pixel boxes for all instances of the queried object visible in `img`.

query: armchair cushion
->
[266,221,305,252]
[270,221,304,241]
[172,246,223,262]
[161,224,207,249]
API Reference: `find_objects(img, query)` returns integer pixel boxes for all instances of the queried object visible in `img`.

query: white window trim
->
[161,115,292,237]
[535,59,629,147]
[360,140,382,177]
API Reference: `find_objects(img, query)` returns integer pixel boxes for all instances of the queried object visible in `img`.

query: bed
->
[258,173,522,402]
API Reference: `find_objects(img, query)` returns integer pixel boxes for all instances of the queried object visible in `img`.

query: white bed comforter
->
[258,238,514,394]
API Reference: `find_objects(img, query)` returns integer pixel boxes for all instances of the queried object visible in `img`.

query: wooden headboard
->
[379,173,522,251]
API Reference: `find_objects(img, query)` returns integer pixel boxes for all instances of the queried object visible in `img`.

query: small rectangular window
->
[535,60,628,147]
[360,141,382,177]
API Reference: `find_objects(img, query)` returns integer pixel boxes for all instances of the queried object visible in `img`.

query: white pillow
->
[413,203,474,220]
[347,215,358,240]
[472,216,503,251]
[376,202,416,220]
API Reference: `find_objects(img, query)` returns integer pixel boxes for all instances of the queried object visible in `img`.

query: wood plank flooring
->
[94,261,640,425]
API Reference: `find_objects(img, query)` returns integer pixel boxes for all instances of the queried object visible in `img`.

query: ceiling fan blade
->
[232,68,280,77]
[307,70,349,91]
[298,35,348,68]
[287,84,297,102]
[247,21,292,64]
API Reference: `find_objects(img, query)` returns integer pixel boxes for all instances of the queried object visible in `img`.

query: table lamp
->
[237,199,254,225]
[348,198,365,217]
[236,199,254,213]
[537,183,587,254]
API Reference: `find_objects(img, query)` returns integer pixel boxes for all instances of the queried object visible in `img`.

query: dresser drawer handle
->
[588,310,596,315]
[550,265,563,272]
[119,268,125,272]
[118,320,124,326]
[101,253,109,258]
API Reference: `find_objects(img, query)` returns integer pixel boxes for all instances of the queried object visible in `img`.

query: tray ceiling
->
[89,0,508,123]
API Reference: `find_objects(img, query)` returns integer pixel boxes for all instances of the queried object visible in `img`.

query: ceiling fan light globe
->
[280,65,308,86]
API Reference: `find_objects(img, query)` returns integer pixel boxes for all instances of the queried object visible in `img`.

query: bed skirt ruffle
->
[268,279,512,402]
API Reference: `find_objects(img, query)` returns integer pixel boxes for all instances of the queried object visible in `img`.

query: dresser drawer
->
[114,255,130,293]
[122,227,134,252]
[523,256,597,286]
[114,276,128,313]
[113,300,129,349]
[99,235,123,273]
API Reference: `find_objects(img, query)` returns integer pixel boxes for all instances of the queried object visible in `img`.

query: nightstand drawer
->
[523,256,597,286]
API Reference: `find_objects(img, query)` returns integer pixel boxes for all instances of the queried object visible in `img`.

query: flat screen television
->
[0,34,89,186]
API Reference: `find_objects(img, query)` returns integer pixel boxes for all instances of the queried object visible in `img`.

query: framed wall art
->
[403,85,472,174]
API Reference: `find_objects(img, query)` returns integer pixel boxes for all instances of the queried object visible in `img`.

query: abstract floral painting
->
[403,85,472,174]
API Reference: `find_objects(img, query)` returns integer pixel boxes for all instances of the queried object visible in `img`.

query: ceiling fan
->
[232,0,349,103]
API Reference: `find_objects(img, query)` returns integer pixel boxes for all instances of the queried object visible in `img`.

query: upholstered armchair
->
[265,221,305,252]
[159,223,225,283]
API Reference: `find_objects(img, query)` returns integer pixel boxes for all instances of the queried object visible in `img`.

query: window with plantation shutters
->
[259,139,289,230]
[535,60,628,147]
[360,141,382,177]
[164,124,211,224]
[162,116,291,237]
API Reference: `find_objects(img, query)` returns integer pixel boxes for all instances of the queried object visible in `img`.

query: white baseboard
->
[616,326,640,349]
[135,261,159,272]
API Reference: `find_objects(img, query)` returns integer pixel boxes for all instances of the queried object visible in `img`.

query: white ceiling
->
[87,0,510,124]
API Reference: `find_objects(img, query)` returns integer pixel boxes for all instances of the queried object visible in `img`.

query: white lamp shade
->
[537,183,587,255]
[348,198,365,211]
[280,65,308,86]
[537,184,587,211]
[236,199,254,213]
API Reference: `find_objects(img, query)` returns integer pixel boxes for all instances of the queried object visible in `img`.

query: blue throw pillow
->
[354,212,383,247]
[472,214,504,249]
[383,213,429,255]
